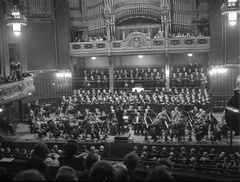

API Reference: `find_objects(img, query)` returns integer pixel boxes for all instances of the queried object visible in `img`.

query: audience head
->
[145,165,174,181]
[113,163,129,181]
[152,146,156,151]
[90,146,96,153]
[89,160,114,181]
[55,166,78,181]
[85,153,100,171]
[12,169,45,181]
[63,141,78,157]
[162,147,167,152]
[158,158,172,171]
[25,155,50,180]
[32,142,49,160]
[100,146,104,151]
[123,152,139,174]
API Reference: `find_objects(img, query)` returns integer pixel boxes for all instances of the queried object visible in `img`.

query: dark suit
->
[116,109,124,134]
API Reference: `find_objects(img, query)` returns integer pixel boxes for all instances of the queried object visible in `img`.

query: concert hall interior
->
[0,0,240,181]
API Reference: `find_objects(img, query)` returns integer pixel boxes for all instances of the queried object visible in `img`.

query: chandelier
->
[5,5,27,36]
[221,0,240,26]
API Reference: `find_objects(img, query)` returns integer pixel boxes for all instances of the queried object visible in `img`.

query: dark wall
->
[225,18,240,64]
[55,0,70,69]
[209,0,224,65]
[23,72,72,105]
[26,22,56,71]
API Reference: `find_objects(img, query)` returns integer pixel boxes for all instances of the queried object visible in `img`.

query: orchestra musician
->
[116,106,124,135]
[157,107,170,141]
[133,112,146,136]
[212,111,229,141]
[195,116,209,141]
[169,113,186,142]
[171,106,181,123]
[32,119,47,139]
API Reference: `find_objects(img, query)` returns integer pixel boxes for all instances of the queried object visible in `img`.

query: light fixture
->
[138,55,143,58]
[91,57,96,60]
[221,0,240,26]
[209,66,227,75]
[188,53,193,57]
[0,108,2,112]
[28,93,32,96]
[5,5,27,36]
[56,70,72,78]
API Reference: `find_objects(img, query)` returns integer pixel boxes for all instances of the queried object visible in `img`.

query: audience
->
[12,169,46,181]
[76,152,100,181]
[123,152,144,181]
[55,166,78,181]
[0,142,239,181]
[58,140,85,171]
[89,160,114,181]
[145,165,175,181]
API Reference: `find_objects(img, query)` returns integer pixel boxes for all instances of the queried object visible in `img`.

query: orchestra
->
[21,86,228,143]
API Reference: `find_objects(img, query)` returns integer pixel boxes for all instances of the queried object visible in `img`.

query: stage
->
[0,113,240,159]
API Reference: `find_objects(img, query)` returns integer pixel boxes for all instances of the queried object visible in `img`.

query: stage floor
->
[1,113,240,147]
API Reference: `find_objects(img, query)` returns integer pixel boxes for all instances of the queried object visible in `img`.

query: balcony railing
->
[69,36,210,56]
[0,77,35,105]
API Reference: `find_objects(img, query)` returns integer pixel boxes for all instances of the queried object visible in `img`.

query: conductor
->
[116,106,124,135]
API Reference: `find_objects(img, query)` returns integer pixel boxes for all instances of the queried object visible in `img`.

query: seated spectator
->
[189,148,196,158]
[222,157,232,168]
[32,142,59,168]
[89,160,114,181]
[145,165,175,181]
[158,158,172,171]
[12,169,46,181]
[132,146,140,157]
[0,167,7,181]
[159,147,169,158]
[58,140,85,171]
[149,146,159,159]
[99,145,107,158]
[123,152,144,181]
[89,146,95,153]
[189,157,199,166]
[76,152,99,181]
[55,166,78,181]
[113,163,129,181]
[25,155,51,180]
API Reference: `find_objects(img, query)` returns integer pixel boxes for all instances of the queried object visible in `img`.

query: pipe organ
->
[68,0,210,40]
[171,0,193,34]
[85,0,106,37]
[23,0,53,19]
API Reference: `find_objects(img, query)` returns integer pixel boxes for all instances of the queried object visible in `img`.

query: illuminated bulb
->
[13,23,21,36]
[91,57,96,60]
[28,93,32,96]
[138,55,143,58]
[188,53,193,57]
[14,31,20,36]
[228,11,237,26]
[0,108,2,112]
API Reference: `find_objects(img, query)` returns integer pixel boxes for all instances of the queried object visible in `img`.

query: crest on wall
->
[132,37,142,48]
[123,31,150,49]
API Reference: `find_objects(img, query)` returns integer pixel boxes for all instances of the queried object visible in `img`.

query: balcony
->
[69,34,210,57]
[0,77,35,105]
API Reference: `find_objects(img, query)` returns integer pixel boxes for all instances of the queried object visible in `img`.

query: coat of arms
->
[132,37,141,48]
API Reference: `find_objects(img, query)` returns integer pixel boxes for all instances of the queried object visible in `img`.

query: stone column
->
[108,56,114,92]
[0,0,10,79]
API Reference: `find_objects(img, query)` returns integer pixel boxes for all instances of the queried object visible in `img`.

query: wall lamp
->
[221,0,240,26]
[56,70,72,78]
[5,5,27,36]
[209,66,227,75]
